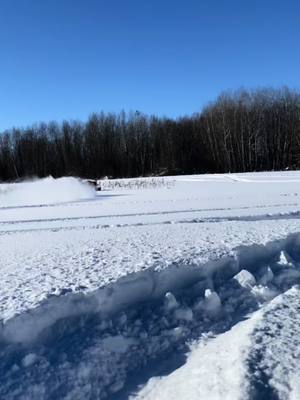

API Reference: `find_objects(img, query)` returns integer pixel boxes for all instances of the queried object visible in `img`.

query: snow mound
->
[0,177,96,207]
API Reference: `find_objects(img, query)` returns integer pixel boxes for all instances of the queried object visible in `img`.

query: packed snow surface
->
[1,171,300,399]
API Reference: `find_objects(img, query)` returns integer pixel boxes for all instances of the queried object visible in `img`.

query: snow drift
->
[0,177,96,207]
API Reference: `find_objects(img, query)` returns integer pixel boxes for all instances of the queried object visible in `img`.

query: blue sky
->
[1,0,300,130]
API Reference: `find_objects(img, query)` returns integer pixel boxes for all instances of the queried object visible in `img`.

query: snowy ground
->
[1,172,300,399]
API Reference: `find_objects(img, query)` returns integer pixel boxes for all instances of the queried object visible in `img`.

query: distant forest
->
[1,87,300,181]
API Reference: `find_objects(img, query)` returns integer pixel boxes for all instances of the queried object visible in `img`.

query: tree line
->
[1,87,300,181]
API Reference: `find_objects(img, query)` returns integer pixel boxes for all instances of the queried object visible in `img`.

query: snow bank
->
[0,177,96,207]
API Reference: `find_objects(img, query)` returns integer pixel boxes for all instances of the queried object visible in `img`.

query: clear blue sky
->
[1,0,300,131]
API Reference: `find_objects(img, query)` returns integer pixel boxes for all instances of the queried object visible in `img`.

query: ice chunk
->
[252,285,278,301]
[164,292,179,311]
[234,269,256,289]
[203,289,222,317]
[258,267,274,286]
[278,251,291,266]
[193,289,222,318]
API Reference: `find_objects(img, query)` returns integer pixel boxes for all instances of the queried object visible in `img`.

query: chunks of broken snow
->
[164,292,179,311]
[233,267,278,301]
[203,289,222,313]
[278,250,291,266]
[233,269,256,289]
[3,233,300,399]
[164,292,193,322]
[194,289,222,319]
[251,285,278,302]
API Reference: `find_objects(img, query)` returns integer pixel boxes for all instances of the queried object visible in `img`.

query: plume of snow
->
[0,177,96,207]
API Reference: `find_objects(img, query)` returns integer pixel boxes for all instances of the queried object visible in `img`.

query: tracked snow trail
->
[2,207,300,235]
[3,219,300,323]
[1,234,300,399]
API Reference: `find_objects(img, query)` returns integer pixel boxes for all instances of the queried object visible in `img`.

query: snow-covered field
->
[1,172,300,399]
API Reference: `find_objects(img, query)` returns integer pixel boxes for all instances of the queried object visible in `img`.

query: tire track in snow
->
[0,202,299,225]
[2,209,300,235]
